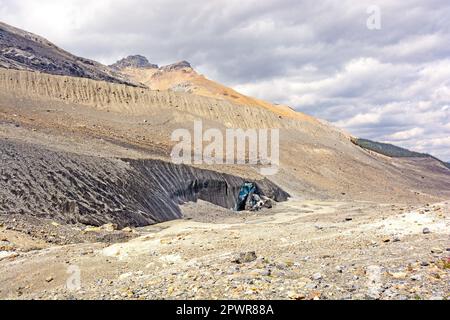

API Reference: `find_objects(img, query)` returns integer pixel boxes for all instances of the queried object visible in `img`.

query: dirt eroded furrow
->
[0,69,328,132]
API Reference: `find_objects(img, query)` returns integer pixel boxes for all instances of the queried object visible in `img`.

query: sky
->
[1,0,449,161]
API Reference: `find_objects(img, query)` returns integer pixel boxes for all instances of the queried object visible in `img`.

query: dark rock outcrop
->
[160,60,192,72]
[0,21,139,86]
[110,55,192,73]
[0,139,289,228]
[110,55,158,70]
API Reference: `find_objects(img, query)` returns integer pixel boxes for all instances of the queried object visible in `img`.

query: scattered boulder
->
[335,266,344,273]
[0,241,15,251]
[84,226,102,233]
[0,251,19,261]
[288,291,305,300]
[233,251,257,264]
[422,228,431,234]
[305,283,318,290]
[101,223,118,232]
[411,274,422,281]
[312,272,323,281]
[389,271,407,279]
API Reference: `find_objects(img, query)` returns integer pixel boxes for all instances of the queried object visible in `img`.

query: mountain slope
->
[353,138,429,158]
[0,21,137,86]
[111,55,315,123]
[2,68,450,204]
[1,24,450,228]
[353,138,450,170]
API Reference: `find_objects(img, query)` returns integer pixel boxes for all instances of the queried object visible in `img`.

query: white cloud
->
[382,34,445,60]
[336,113,381,127]
[387,128,425,140]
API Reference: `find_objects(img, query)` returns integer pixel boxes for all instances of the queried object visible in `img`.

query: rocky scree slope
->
[0,139,289,228]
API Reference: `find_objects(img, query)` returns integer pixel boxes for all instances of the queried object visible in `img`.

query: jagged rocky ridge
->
[110,55,158,70]
[0,21,138,86]
[0,139,289,228]
[160,60,192,71]
[110,55,192,72]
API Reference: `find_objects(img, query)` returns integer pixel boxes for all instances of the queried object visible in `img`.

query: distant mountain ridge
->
[353,138,450,169]
[0,21,138,86]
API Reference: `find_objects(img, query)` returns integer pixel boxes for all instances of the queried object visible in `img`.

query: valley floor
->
[0,199,448,300]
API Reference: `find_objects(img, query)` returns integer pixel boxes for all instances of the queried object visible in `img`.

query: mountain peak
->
[160,60,192,71]
[110,55,158,70]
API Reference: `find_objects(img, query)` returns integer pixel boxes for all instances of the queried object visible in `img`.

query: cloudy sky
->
[1,0,449,160]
